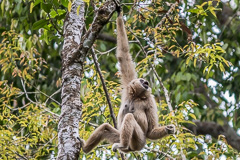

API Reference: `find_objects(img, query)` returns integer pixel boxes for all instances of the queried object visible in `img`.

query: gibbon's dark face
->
[128,78,151,96]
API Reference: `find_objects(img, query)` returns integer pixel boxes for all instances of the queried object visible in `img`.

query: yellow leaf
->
[203,66,208,74]
[77,5,81,16]
[30,2,34,13]
[83,0,90,6]
[194,58,197,67]
[222,58,229,67]
[209,9,216,17]
[201,2,207,7]
[189,113,197,120]
[208,1,212,6]
[68,1,72,12]
[219,62,225,72]
[208,65,213,74]
[186,57,191,65]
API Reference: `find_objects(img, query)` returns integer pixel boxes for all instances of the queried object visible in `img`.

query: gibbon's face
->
[128,78,151,96]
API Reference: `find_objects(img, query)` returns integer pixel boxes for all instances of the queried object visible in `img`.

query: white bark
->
[57,0,85,159]
[58,0,119,159]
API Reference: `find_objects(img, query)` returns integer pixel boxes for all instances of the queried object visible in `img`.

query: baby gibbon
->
[80,12,175,153]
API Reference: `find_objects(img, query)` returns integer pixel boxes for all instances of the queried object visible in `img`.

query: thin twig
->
[156,2,179,28]
[95,47,117,55]
[47,13,63,36]
[134,45,149,61]
[80,120,99,128]
[91,48,117,128]
[219,7,240,39]
[144,146,175,160]
[33,87,61,105]
[45,88,61,105]
[91,48,126,160]
[7,148,28,160]
[34,135,58,156]
[5,103,30,111]
[20,79,60,118]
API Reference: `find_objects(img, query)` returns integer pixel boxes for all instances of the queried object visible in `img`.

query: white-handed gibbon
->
[80,12,175,154]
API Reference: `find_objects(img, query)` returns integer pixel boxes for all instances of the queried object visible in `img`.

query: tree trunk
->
[57,0,118,159]
[57,0,85,159]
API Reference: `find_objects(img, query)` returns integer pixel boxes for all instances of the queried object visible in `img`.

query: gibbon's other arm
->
[117,13,137,87]
[146,98,176,140]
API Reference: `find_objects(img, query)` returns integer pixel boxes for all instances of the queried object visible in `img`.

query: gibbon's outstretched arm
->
[117,13,137,87]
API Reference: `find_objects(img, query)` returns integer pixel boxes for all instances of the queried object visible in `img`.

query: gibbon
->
[80,12,175,153]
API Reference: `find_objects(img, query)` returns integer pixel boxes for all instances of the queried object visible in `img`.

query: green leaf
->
[187,9,199,14]
[32,19,48,30]
[186,73,191,82]
[41,3,52,13]
[61,0,69,7]
[34,0,42,6]
[1,0,5,14]
[50,10,57,18]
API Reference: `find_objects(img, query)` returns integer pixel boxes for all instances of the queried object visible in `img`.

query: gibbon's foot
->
[112,143,120,152]
[165,124,176,134]
[112,143,128,152]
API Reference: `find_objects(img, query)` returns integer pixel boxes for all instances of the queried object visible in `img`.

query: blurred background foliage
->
[0,0,240,159]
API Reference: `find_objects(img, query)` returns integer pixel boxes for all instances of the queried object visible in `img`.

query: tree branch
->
[187,121,240,152]
[47,12,63,36]
[68,0,118,65]
[155,2,179,28]
[91,48,126,160]
[91,48,117,128]
[97,33,117,43]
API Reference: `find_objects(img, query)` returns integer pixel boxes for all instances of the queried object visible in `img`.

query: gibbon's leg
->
[112,113,145,152]
[81,123,120,153]
[117,13,137,86]
[147,125,175,140]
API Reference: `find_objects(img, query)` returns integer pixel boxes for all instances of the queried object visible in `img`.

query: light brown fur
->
[80,13,175,154]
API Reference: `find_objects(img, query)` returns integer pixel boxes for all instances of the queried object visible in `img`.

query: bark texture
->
[57,0,85,159]
[69,0,117,64]
[187,121,240,152]
[58,0,118,159]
